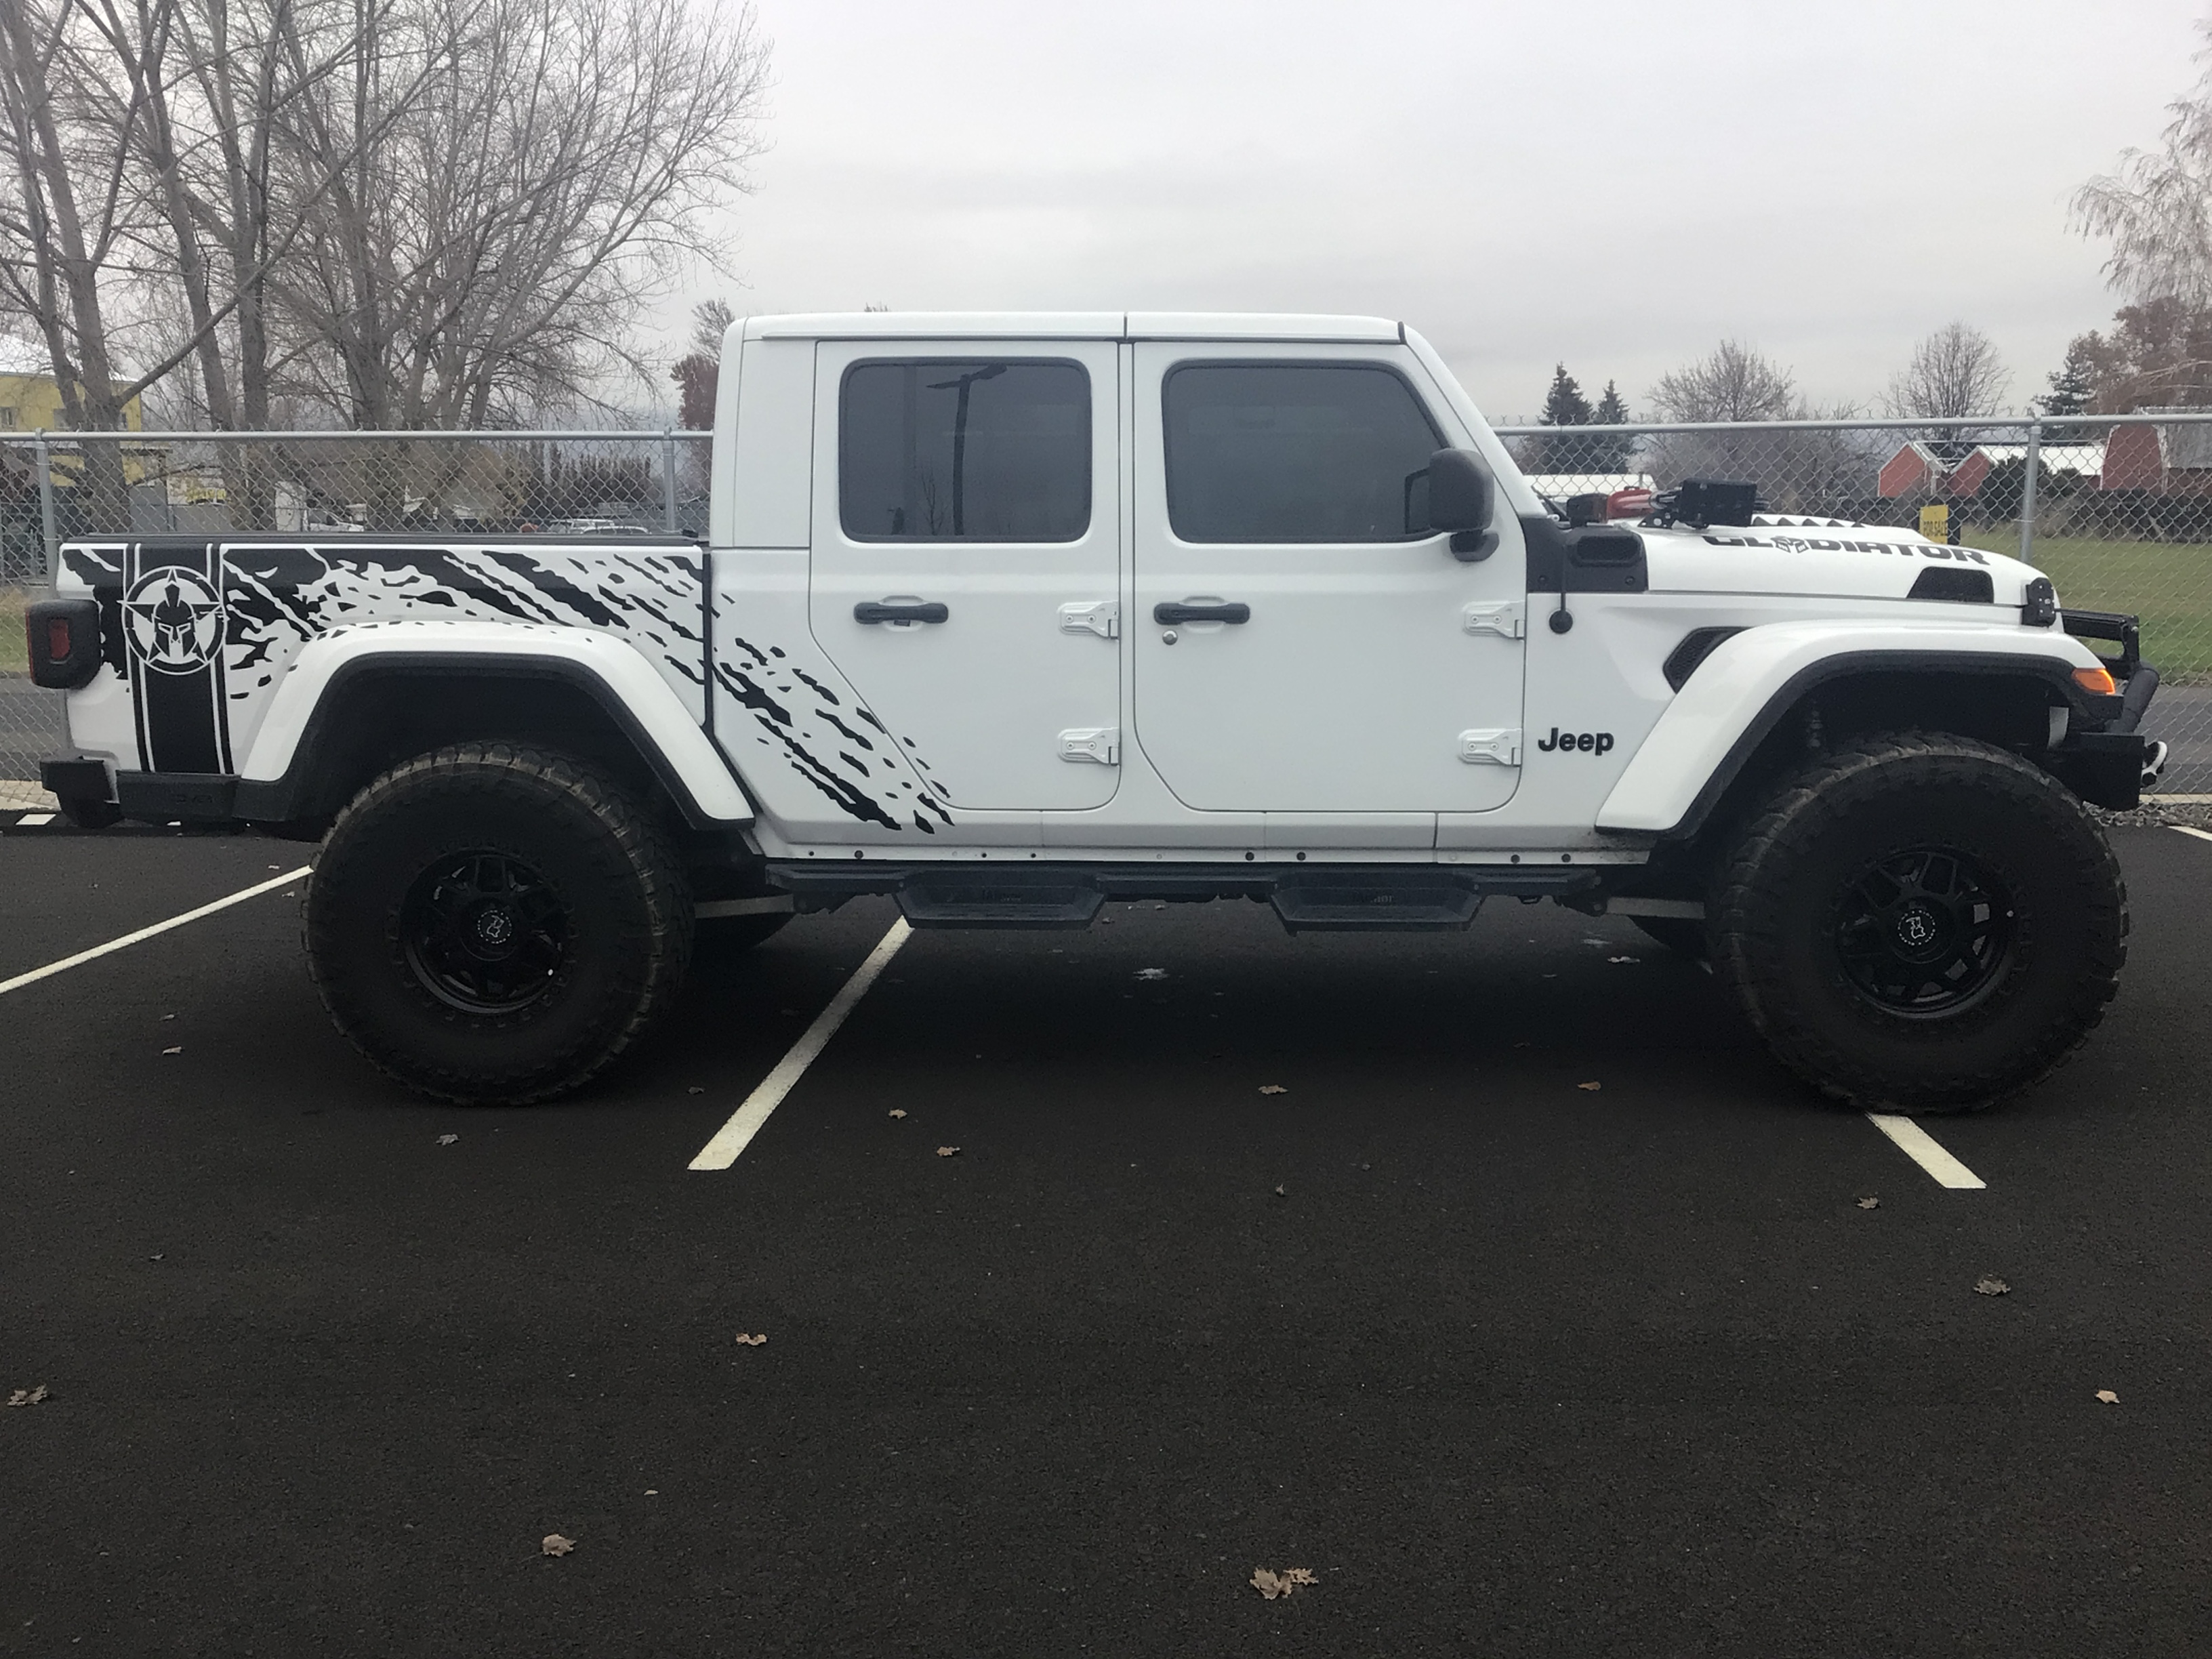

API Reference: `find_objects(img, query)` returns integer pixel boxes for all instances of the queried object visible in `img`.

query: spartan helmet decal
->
[1769,535,1811,555]
[123,566,224,674]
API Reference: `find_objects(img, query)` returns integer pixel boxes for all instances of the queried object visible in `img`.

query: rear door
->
[806,340,1122,811]
[1130,346,1526,813]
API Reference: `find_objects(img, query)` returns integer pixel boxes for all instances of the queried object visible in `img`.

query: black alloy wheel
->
[1830,846,2013,1019]
[306,743,692,1104]
[401,850,569,1014]
[1708,731,2127,1113]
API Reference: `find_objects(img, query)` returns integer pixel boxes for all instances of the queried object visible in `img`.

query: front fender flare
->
[232,621,753,825]
[1595,622,2108,839]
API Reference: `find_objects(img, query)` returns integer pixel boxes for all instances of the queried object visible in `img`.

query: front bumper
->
[2047,609,2163,809]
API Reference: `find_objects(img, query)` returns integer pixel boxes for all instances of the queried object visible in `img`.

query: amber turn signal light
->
[2072,665,2118,695]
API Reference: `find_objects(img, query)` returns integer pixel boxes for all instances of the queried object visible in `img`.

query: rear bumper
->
[39,752,113,806]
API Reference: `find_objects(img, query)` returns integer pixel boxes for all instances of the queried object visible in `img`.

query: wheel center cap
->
[1893,904,1940,952]
[475,907,516,948]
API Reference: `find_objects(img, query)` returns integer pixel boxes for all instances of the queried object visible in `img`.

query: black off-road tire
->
[1711,732,2126,1113]
[305,743,693,1104]
[1629,916,1708,958]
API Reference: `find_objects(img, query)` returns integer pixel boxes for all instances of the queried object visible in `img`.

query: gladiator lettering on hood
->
[1703,533,1988,565]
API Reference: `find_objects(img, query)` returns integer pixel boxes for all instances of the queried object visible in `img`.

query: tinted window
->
[1163,363,1444,543]
[840,360,1090,541]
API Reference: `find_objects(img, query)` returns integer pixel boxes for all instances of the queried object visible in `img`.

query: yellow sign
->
[1918,504,1949,541]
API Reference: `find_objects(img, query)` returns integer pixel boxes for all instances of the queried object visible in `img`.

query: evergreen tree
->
[1588,380,1635,469]
[1529,363,1594,474]
[1540,363,1593,427]
[2034,337,2097,418]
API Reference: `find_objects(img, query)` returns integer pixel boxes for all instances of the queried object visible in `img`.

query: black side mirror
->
[1428,447,1497,561]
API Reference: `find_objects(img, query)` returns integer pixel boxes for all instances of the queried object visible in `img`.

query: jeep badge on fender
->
[1538,728,1614,755]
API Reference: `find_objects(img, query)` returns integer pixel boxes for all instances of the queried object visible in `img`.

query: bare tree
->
[2074,21,2212,311]
[273,0,769,435]
[0,0,159,519]
[1645,342,1803,494]
[1884,322,2009,420]
[1647,340,1801,424]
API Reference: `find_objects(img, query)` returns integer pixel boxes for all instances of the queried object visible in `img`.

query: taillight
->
[28,597,103,690]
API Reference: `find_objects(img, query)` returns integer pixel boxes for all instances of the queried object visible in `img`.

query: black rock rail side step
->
[1269,880,1484,933]
[896,876,1104,930]
[766,861,1601,923]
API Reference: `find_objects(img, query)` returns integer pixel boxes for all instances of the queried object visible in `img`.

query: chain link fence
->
[4,417,2208,793]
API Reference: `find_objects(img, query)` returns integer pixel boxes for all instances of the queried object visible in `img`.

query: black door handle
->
[854,600,949,625]
[1153,601,1250,626]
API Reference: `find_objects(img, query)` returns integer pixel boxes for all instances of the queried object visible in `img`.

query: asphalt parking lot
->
[3,823,2210,1657]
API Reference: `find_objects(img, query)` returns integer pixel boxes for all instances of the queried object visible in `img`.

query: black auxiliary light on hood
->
[1649,478,1763,529]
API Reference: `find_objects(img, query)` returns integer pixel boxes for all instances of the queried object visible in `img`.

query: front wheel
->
[1711,733,2127,1113]
[305,743,692,1103]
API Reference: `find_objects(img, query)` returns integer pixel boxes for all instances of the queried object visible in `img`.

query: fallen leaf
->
[161,1012,176,1021]
[541,1534,575,1557]
[1577,1081,1601,1092]
[1513,1040,1531,1048]
[1974,1275,2010,1296]
[161,1046,183,1056]
[1857,1196,1879,1210]
[687,1086,705,1095]
[1252,1566,1318,1599]
[1136,968,1168,980]
[888,1109,907,1119]
[1273,1185,1288,1197]
[436,1133,458,1147]
[734,1332,767,1347]
[2095,1389,2119,1404]
[1610,955,1640,964]
[6,1385,49,1408]
[1258,1084,1288,1095]
[936,1145,960,1158]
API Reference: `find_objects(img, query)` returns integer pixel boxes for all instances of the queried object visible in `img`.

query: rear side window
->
[1163,363,1443,543]
[840,359,1090,541]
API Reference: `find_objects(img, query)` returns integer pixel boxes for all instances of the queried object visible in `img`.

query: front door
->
[807,340,1122,811]
[1130,346,1526,813]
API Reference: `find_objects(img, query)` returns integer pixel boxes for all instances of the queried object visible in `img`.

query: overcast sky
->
[676,0,2206,421]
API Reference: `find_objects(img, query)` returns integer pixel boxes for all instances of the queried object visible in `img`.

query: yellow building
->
[0,369,146,434]
[0,361,154,486]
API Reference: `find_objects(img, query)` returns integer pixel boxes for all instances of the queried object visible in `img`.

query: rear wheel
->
[305,743,692,1103]
[1711,733,2126,1113]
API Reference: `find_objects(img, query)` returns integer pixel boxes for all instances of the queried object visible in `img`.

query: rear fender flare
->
[233,623,754,826]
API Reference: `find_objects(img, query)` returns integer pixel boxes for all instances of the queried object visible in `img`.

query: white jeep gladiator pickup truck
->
[26,312,2167,1111]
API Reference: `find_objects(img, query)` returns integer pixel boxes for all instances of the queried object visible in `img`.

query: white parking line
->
[2171,825,2212,846]
[1865,1113,1986,1189]
[688,918,913,1171]
[0,865,313,999]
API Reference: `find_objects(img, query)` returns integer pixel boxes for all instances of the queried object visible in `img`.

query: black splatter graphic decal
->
[219,542,710,705]
[716,634,953,832]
